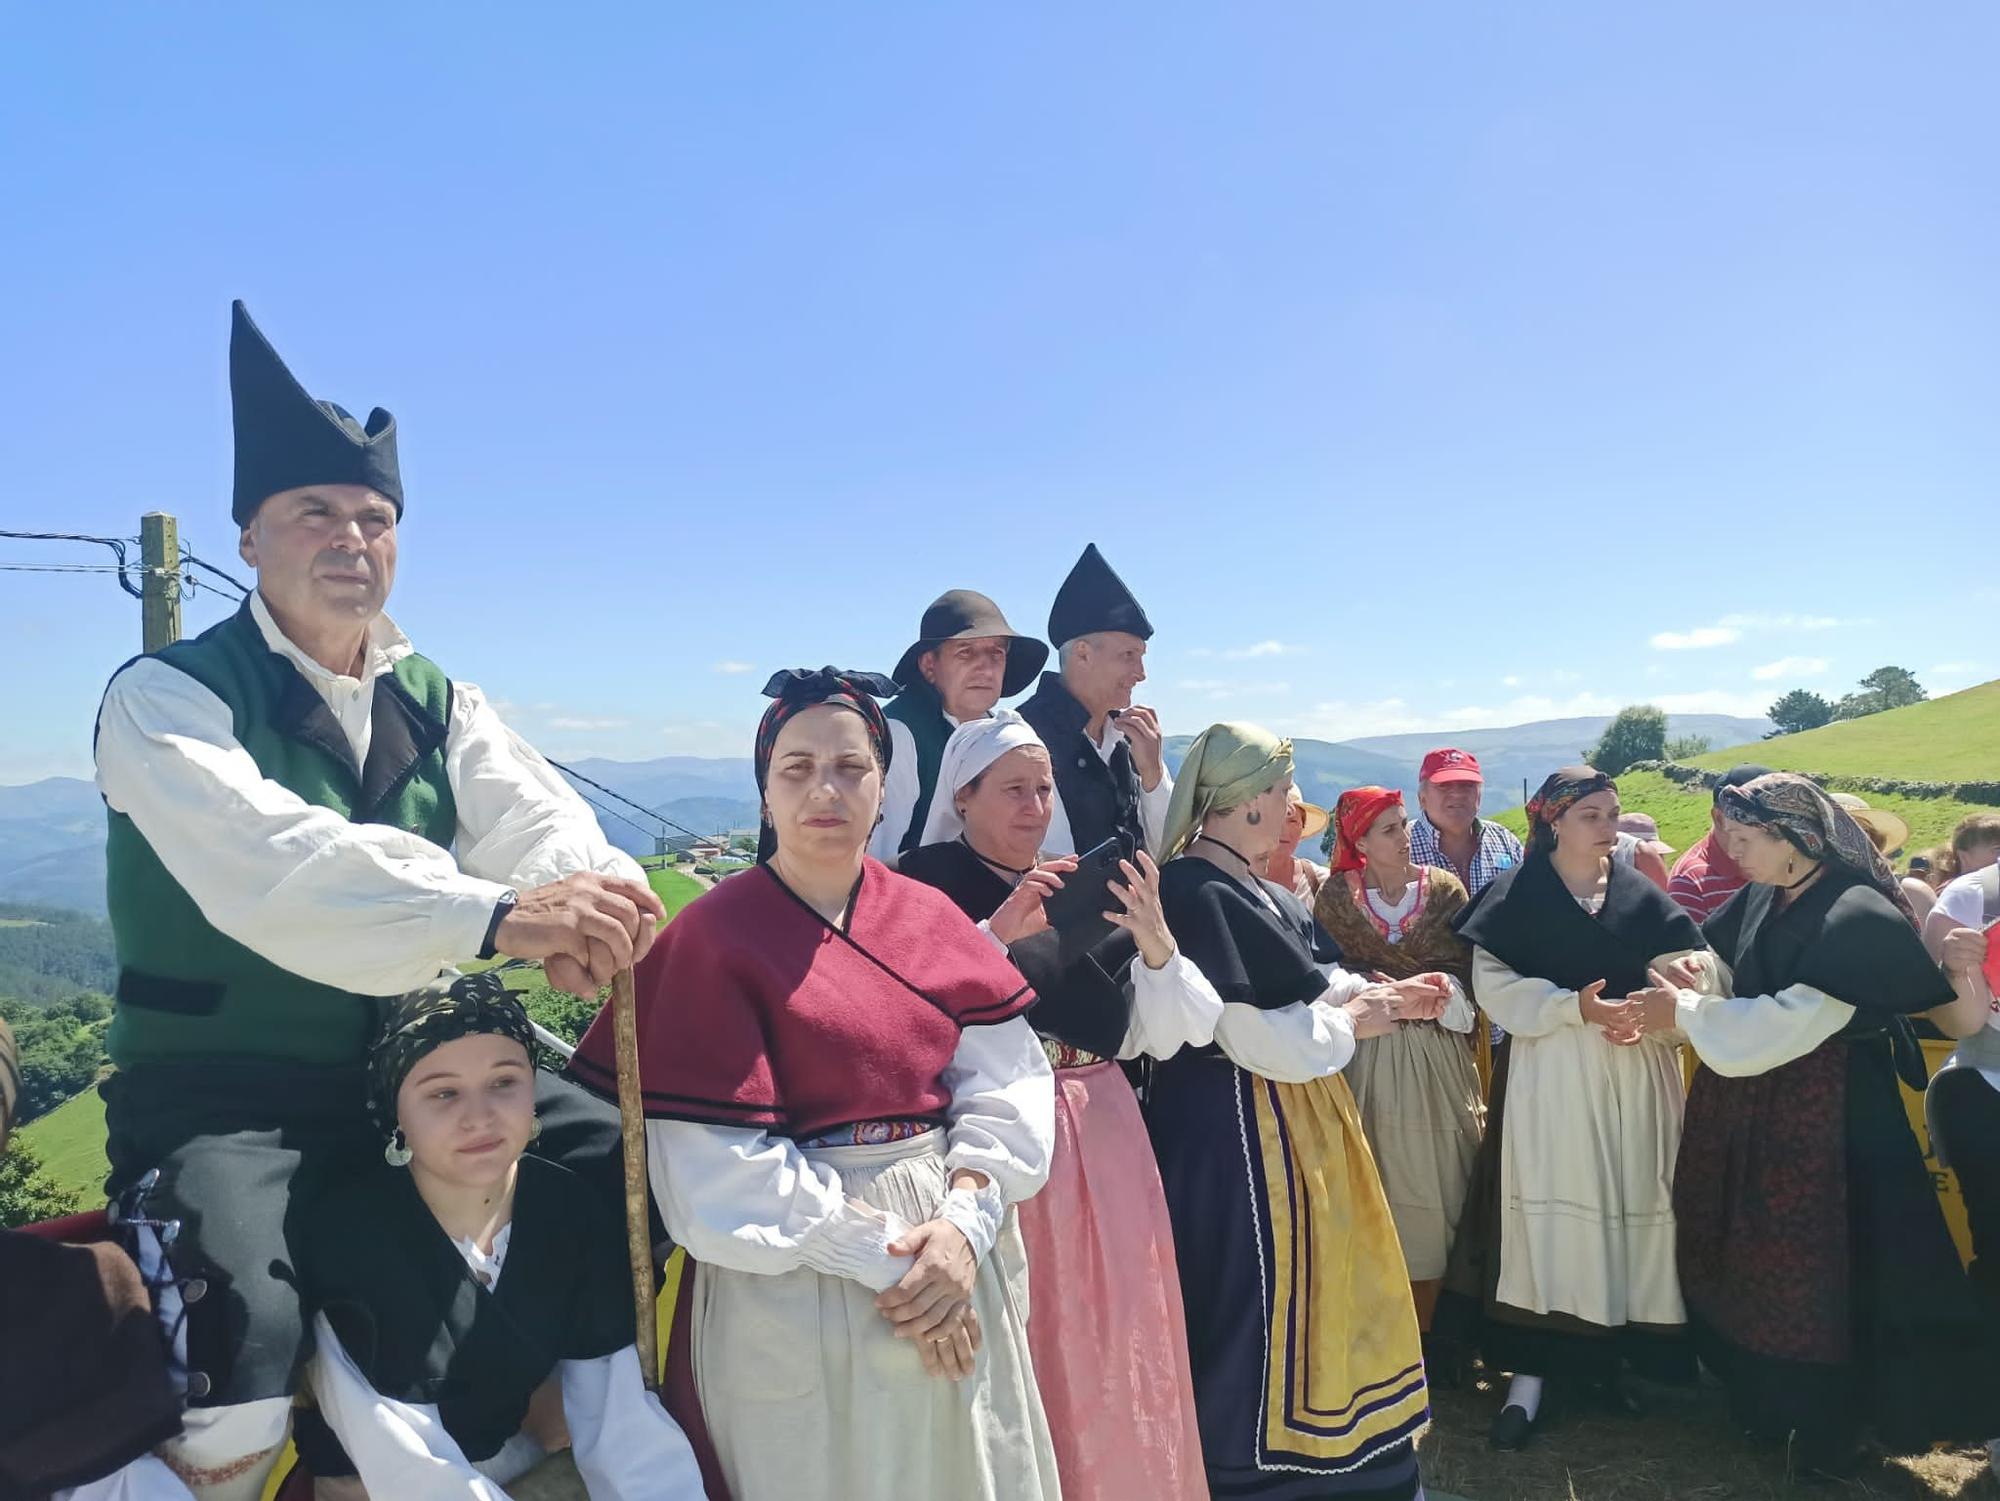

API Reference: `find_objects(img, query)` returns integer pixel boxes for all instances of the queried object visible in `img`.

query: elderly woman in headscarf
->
[1144,722,1444,1501]
[1312,786,1481,1334]
[1441,766,1708,1451]
[897,709,1218,1500]
[292,972,705,1499]
[1632,773,2000,1476]
[570,669,1060,1501]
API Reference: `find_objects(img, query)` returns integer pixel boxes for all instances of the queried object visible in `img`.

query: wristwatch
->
[478,890,519,961]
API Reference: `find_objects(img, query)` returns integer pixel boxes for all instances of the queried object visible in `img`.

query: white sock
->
[1504,1373,1544,1421]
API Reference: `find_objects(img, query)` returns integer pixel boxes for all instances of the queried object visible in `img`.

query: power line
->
[180,547,251,599]
[545,756,734,846]
[0,529,143,598]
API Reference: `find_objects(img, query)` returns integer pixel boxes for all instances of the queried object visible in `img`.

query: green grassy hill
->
[1689,679,1999,781]
[1493,681,1998,857]
[15,1082,108,1201]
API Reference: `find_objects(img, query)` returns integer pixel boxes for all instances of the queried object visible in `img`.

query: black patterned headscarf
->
[753,667,898,862]
[1524,765,1616,856]
[0,1015,17,1153]
[368,971,537,1133]
[1717,772,1916,925]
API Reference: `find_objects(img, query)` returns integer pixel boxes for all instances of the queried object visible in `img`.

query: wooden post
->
[611,967,659,1390]
[140,512,181,651]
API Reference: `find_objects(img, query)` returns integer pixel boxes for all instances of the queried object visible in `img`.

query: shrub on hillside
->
[0,1136,83,1228]
[1766,689,1834,736]
[0,995,112,1125]
[1587,706,1667,777]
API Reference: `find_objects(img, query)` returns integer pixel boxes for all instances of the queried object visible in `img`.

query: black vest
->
[1017,672,1146,855]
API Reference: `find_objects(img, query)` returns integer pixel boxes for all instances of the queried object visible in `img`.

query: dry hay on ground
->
[1417,1372,1993,1501]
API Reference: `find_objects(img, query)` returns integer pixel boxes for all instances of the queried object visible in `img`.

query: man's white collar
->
[250,590,412,687]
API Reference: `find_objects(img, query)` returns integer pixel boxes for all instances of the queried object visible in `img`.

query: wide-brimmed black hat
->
[892,590,1049,698]
[230,300,402,526]
[1048,542,1153,648]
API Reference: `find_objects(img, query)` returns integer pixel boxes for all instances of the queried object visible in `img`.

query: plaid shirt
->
[1408,814,1523,897]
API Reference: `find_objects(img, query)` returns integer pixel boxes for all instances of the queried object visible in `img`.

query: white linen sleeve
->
[1674,984,1856,1077]
[869,720,921,863]
[942,1015,1056,1245]
[1139,771,1173,857]
[307,1314,509,1501]
[1212,996,1358,1082]
[1471,947,1586,1038]
[646,1121,915,1292]
[560,1345,708,1500]
[1437,973,1476,1034]
[1117,951,1226,1060]
[445,684,648,890]
[94,659,507,995]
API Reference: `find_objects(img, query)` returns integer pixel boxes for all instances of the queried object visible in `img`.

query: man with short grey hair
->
[1016,544,1171,857]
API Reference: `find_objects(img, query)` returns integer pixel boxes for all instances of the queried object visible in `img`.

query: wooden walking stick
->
[611,966,659,1391]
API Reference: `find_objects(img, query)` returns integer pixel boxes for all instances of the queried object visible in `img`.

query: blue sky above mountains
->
[3,3,1996,782]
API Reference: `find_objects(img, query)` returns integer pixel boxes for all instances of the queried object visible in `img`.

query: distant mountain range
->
[0,712,1769,914]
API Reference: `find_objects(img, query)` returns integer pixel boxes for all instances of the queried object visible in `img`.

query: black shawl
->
[1158,854,1339,1011]
[1454,848,1702,997]
[899,839,1138,1058]
[1703,872,1952,1016]
[298,1154,632,1465]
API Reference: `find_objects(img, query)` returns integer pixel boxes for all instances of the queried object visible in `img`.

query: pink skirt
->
[1019,1059,1209,1501]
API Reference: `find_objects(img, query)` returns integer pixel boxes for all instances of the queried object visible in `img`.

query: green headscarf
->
[1161,721,1295,859]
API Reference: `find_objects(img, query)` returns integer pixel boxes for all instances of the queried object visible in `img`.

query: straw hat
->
[1295,799,1330,842]
[1830,793,1910,857]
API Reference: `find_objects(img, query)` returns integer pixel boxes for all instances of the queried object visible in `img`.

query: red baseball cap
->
[1419,748,1483,784]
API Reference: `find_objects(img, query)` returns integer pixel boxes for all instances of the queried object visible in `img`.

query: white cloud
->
[1190,640,1302,661]
[1290,687,1775,743]
[1719,613,1840,632]
[1928,661,1981,676]
[1501,675,1522,688]
[1650,626,1742,651]
[1651,613,1843,653]
[712,660,757,675]
[1750,656,1829,682]
[547,716,630,731]
[1176,678,1292,703]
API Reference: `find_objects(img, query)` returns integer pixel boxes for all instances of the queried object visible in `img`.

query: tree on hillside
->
[1586,705,1667,776]
[1664,734,1712,761]
[0,1137,82,1228]
[0,995,112,1125]
[1767,689,1833,737]
[1834,666,1927,722]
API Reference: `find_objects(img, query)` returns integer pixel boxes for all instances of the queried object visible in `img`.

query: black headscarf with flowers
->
[368,971,537,1134]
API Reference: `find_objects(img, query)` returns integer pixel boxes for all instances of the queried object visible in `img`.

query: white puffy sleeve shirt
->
[647,1017,1055,1287]
[93,593,645,997]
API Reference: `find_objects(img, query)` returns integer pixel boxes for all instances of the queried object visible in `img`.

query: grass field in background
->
[15,1082,108,1200]
[1690,679,1998,781]
[1492,769,1990,859]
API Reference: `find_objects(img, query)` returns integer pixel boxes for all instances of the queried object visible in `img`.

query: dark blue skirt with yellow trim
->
[1147,1048,1428,1500]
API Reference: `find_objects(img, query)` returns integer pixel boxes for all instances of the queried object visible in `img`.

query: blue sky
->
[4,3,1996,784]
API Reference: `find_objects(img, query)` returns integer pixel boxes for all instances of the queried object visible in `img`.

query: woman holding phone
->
[899,710,1220,1501]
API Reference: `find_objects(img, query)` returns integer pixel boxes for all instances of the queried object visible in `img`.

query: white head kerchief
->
[917,709,1050,847]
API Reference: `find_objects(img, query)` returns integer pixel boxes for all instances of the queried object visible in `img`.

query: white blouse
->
[648,1016,1056,1288]
[306,1236,707,1500]
[94,593,646,997]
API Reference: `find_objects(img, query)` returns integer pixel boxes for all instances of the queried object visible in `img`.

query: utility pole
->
[140,511,181,651]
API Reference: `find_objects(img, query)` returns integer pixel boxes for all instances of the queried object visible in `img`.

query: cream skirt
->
[690,1129,1061,1501]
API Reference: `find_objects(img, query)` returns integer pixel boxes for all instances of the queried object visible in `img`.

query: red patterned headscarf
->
[1525,764,1614,855]
[1331,786,1405,873]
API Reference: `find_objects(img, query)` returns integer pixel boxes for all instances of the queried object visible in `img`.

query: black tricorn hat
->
[1047,543,1153,648]
[230,301,403,526]
[892,590,1049,698]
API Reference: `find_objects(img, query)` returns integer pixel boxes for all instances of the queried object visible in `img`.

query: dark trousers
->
[102,1060,641,1407]
[1932,1066,2000,1297]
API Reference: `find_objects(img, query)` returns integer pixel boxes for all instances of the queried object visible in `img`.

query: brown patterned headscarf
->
[1718,772,1916,925]
[1524,765,1615,855]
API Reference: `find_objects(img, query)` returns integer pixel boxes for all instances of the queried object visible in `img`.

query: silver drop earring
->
[383,1128,413,1168]
[527,1115,542,1143]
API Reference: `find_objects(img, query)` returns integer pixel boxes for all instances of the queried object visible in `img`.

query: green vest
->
[884,683,954,855]
[103,605,459,1068]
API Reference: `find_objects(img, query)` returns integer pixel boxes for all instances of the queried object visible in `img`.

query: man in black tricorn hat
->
[870,589,1048,859]
[89,304,666,1499]
[1016,543,1173,857]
